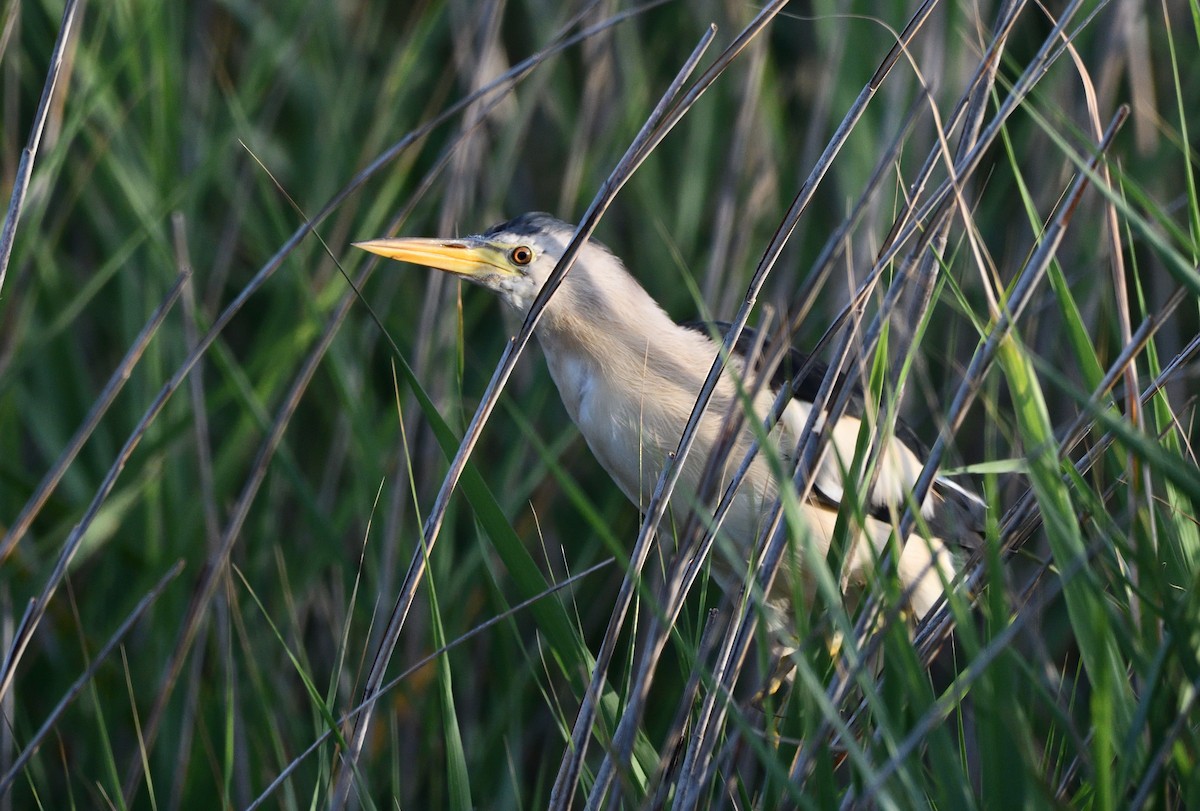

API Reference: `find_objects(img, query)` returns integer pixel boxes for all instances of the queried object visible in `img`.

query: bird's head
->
[354,212,606,317]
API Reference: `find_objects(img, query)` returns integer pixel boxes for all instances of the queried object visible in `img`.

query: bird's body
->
[356,213,984,633]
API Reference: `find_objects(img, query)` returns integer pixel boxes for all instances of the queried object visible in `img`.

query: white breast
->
[542,337,779,526]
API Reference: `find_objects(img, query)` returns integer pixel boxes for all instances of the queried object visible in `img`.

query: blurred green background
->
[2,0,1198,808]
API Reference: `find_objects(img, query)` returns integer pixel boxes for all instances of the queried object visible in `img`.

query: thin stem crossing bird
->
[355,212,984,642]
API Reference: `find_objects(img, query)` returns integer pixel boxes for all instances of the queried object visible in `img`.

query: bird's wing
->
[682,321,985,546]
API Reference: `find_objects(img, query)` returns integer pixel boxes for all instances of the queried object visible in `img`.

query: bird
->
[354,212,984,657]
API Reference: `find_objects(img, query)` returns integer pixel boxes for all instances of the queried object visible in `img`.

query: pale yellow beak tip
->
[353,238,417,262]
[351,236,502,278]
[352,238,390,254]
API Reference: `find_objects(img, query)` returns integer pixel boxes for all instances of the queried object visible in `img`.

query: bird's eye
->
[509,246,533,266]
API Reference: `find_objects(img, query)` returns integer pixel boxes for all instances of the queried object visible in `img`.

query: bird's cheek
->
[507,279,545,315]
[507,288,533,314]
[491,278,523,311]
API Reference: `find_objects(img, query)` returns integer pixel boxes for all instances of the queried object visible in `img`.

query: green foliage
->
[2,0,1198,808]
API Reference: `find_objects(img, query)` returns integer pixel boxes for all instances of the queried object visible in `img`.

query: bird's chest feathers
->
[542,346,682,504]
[544,352,598,426]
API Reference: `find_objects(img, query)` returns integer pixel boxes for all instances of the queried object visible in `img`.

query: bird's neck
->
[532,273,723,422]
[537,272,692,368]
[528,271,751,514]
